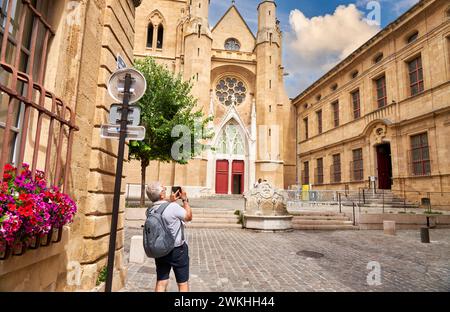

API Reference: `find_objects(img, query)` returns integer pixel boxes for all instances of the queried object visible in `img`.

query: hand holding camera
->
[170,186,188,203]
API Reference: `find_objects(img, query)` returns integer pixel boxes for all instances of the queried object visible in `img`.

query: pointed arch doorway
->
[214,120,248,195]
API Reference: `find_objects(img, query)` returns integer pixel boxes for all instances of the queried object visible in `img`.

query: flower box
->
[0,164,77,261]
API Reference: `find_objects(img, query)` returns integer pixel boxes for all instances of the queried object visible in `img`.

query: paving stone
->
[121,227,450,292]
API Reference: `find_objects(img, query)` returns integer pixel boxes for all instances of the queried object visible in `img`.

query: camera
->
[172,186,182,195]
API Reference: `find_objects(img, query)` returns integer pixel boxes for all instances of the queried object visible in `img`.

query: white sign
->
[107,68,146,104]
[100,125,146,141]
[117,54,127,70]
[109,104,141,126]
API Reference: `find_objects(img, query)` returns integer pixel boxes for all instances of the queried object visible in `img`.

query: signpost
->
[117,53,127,70]
[103,67,146,292]
[100,125,145,141]
[109,104,141,127]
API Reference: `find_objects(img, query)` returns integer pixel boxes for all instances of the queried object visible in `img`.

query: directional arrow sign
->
[100,125,146,141]
[117,53,127,70]
[109,104,141,126]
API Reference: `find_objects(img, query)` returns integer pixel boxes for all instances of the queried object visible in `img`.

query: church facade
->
[126,0,296,196]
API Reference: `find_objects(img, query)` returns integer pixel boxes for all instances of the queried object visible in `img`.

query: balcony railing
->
[314,168,324,185]
[350,160,364,182]
[301,170,310,185]
[330,165,341,183]
[407,149,431,177]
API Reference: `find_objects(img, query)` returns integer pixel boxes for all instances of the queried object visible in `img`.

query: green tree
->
[129,57,212,206]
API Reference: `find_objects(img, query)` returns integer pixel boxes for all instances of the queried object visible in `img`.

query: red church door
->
[215,160,229,194]
[232,160,245,195]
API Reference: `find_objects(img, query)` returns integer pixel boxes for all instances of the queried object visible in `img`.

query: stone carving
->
[373,124,387,144]
[244,182,286,216]
[243,182,292,231]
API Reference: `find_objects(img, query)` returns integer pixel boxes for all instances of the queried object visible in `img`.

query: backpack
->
[143,202,184,259]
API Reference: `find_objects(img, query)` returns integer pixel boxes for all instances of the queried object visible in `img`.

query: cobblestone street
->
[121,228,450,292]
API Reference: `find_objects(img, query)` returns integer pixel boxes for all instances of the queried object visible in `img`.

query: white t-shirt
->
[152,201,186,247]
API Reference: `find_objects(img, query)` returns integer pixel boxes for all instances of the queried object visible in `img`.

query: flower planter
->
[40,228,53,247]
[0,244,12,260]
[52,226,63,243]
[29,235,42,250]
[12,241,26,256]
[0,163,77,258]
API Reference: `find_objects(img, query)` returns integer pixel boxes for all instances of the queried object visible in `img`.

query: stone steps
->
[290,211,344,217]
[191,208,239,214]
[292,215,350,221]
[291,211,357,231]
[292,219,354,226]
[192,217,240,224]
[188,207,241,229]
[185,222,242,229]
[292,224,359,231]
[189,199,245,210]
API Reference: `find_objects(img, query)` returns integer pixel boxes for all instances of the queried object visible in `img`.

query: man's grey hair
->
[146,182,163,203]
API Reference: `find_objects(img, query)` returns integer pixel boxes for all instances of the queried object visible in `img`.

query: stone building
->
[293,0,450,209]
[126,0,296,196]
[0,0,142,291]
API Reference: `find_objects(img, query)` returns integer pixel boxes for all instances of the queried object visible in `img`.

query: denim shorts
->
[155,243,189,283]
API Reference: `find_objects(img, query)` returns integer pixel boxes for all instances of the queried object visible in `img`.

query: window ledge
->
[0,227,69,277]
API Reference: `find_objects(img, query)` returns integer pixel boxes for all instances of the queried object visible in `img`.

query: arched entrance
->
[213,120,248,195]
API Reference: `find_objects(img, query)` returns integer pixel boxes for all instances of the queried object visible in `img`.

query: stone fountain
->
[243,182,293,231]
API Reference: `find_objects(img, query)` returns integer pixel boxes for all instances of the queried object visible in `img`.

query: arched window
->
[351,70,359,79]
[407,31,419,44]
[216,123,245,155]
[215,77,247,106]
[147,23,154,48]
[224,38,241,51]
[157,24,164,49]
[374,52,383,64]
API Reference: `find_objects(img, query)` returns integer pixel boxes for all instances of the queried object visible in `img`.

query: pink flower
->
[0,163,77,247]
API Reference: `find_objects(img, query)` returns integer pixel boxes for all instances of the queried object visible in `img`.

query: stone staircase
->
[291,211,359,230]
[186,195,244,229]
[343,189,419,209]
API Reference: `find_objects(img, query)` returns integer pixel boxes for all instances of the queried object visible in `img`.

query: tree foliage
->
[128,57,212,205]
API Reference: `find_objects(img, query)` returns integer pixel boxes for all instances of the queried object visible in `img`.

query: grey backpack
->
[143,202,183,259]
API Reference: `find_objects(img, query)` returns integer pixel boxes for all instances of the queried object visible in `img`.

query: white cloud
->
[284,4,380,97]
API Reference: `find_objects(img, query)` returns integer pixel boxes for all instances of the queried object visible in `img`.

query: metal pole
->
[382,190,385,214]
[105,73,132,292]
[338,193,342,214]
[352,203,356,226]
[363,189,365,205]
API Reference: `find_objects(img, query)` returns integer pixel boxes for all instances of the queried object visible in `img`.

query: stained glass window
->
[224,38,240,51]
[215,77,247,106]
[216,123,245,155]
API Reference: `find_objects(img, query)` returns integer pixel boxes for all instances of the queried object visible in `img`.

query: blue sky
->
[209,0,420,97]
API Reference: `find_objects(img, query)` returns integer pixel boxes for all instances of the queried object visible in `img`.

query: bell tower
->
[255,0,285,187]
[183,0,212,111]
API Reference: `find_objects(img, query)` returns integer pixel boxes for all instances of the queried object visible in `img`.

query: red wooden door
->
[376,144,392,189]
[216,160,229,194]
[232,160,245,194]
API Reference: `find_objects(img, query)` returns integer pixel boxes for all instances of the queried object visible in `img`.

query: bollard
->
[383,221,396,235]
[420,227,430,244]
[130,235,145,263]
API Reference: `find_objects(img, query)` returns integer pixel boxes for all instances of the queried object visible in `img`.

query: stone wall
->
[0,0,139,291]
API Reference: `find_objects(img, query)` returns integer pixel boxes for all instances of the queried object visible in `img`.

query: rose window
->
[224,38,241,51]
[215,77,247,106]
